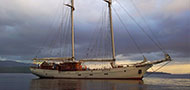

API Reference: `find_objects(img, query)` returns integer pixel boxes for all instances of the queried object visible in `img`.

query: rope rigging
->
[130,0,167,53]
[85,4,112,59]
[113,0,172,77]
[144,61,171,77]
[49,7,71,57]
[112,7,144,56]
[35,0,169,61]
[115,0,166,54]
[35,0,72,58]
[34,0,64,57]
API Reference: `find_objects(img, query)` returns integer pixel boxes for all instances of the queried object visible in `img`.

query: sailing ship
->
[30,0,172,80]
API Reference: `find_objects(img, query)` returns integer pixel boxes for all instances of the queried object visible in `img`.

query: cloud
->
[0,0,189,62]
[163,0,189,13]
[151,63,190,74]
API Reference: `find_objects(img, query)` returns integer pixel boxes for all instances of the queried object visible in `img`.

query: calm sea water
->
[0,73,189,90]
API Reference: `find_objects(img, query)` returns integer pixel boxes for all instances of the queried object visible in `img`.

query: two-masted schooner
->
[30,0,172,80]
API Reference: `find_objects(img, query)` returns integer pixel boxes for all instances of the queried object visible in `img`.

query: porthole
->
[89,74,93,76]
[104,73,108,75]
[138,70,142,74]
[78,74,81,76]
[124,70,126,72]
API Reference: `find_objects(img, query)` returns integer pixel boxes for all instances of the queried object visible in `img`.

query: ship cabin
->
[32,57,87,71]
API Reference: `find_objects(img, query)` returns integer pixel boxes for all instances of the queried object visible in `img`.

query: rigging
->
[113,7,144,55]
[115,0,166,54]
[130,0,166,53]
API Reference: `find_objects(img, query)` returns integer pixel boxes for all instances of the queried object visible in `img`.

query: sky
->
[0,0,189,73]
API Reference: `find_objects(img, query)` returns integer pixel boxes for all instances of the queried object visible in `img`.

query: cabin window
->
[138,70,142,74]
[78,74,81,76]
[104,73,108,75]
[89,74,93,76]
[124,70,126,72]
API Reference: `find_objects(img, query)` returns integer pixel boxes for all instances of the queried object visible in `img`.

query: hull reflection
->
[30,79,144,90]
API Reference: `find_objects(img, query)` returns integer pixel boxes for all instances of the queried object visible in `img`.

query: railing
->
[79,58,114,62]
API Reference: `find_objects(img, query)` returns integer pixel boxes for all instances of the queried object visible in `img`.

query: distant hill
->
[146,72,171,75]
[0,61,34,73]
[145,72,190,79]
[0,61,33,67]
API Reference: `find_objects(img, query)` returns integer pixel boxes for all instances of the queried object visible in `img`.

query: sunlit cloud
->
[150,63,190,74]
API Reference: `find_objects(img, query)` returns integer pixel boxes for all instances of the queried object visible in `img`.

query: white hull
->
[30,64,152,80]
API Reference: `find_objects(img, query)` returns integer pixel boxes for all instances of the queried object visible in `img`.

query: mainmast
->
[65,0,75,60]
[104,0,116,66]
[71,0,75,60]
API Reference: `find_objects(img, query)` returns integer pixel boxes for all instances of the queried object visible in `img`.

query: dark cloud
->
[0,0,189,61]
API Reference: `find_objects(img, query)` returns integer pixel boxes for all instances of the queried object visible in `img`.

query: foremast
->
[104,0,116,67]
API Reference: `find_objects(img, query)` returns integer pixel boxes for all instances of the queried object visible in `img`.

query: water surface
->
[0,73,189,90]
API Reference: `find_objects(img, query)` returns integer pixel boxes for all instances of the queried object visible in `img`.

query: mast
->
[104,0,116,61]
[65,0,75,60]
[71,0,75,60]
[104,0,116,67]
